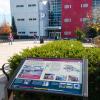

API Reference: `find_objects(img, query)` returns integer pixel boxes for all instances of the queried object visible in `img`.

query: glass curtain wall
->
[93,0,100,8]
[48,0,61,26]
[92,0,100,21]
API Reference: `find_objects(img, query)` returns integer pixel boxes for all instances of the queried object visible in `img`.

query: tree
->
[75,28,86,41]
[11,16,17,34]
[0,22,11,35]
[82,8,100,38]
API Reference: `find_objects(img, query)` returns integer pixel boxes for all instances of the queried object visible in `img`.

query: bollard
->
[40,37,44,44]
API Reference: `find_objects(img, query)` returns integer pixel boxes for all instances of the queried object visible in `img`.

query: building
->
[10,0,48,38]
[92,0,100,21]
[62,0,92,38]
[10,0,92,39]
[47,0,62,39]
[93,0,100,9]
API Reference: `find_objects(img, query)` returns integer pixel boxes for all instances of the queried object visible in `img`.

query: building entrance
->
[48,30,61,39]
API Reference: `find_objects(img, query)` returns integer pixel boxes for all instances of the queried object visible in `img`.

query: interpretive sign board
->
[8,58,88,97]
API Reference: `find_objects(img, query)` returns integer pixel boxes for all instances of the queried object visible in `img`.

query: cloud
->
[0,0,10,15]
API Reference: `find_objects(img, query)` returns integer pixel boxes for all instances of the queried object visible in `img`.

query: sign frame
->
[8,58,88,97]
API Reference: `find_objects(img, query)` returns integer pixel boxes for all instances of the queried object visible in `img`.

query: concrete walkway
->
[0,39,50,75]
[82,43,95,47]
[0,39,51,100]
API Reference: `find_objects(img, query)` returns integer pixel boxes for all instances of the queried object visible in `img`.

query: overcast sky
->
[0,0,11,24]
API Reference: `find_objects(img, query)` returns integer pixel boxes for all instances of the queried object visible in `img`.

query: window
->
[64,31,71,35]
[49,0,61,26]
[18,32,25,34]
[29,18,33,21]
[16,5,24,7]
[30,32,34,34]
[29,18,36,21]
[33,18,36,20]
[64,4,71,9]
[18,32,21,34]
[17,18,25,21]
[80,18,88,22]
[81,3,88,8]
[28,4,36,7]
[30,32,37,34]
[64,18,71,22]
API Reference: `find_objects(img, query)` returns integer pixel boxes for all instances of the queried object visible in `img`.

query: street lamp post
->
[38,0,48,43]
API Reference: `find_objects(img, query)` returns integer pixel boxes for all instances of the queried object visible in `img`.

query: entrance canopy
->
[46,26,61,30]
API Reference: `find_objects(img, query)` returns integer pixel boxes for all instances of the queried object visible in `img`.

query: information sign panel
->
[8,58,88,97]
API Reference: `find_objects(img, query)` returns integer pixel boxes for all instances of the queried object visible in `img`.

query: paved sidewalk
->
[0,39,50,75]
[82,43,95,47]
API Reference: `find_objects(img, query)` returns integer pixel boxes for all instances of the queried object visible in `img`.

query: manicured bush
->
[8,40,100,100]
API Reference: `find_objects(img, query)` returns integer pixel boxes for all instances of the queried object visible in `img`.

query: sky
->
[0,0,11,25]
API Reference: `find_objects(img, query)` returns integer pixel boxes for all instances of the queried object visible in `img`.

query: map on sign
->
[8,58,88,96]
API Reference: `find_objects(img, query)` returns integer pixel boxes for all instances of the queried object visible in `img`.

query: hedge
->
[8,40,100,100]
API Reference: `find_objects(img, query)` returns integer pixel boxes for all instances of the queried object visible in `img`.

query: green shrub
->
[75,28,86,41]
[8,40,100,100]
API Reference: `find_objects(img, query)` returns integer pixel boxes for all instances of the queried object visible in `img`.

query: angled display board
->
[8,58,88,97]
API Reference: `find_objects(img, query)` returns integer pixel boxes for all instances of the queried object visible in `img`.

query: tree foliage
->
[75,28,86,41]
[11,16,17,33]
[0,22,11,35]
[84,23,100,38]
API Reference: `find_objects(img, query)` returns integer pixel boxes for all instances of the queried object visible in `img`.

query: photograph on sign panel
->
[68,75,79,82]
[43,73,55,80]
[17,65,44,79]
[55,75,67,81]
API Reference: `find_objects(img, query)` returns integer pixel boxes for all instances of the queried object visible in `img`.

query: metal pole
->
[38,0,40,40]
[39,0,48,43]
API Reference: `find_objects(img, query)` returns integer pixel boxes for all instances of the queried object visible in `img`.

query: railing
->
[0,63,10,81]
[0,63,11,100]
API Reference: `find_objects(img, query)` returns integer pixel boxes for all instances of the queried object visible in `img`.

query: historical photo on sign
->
[16,61,45,80]
[55,75,67,81]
